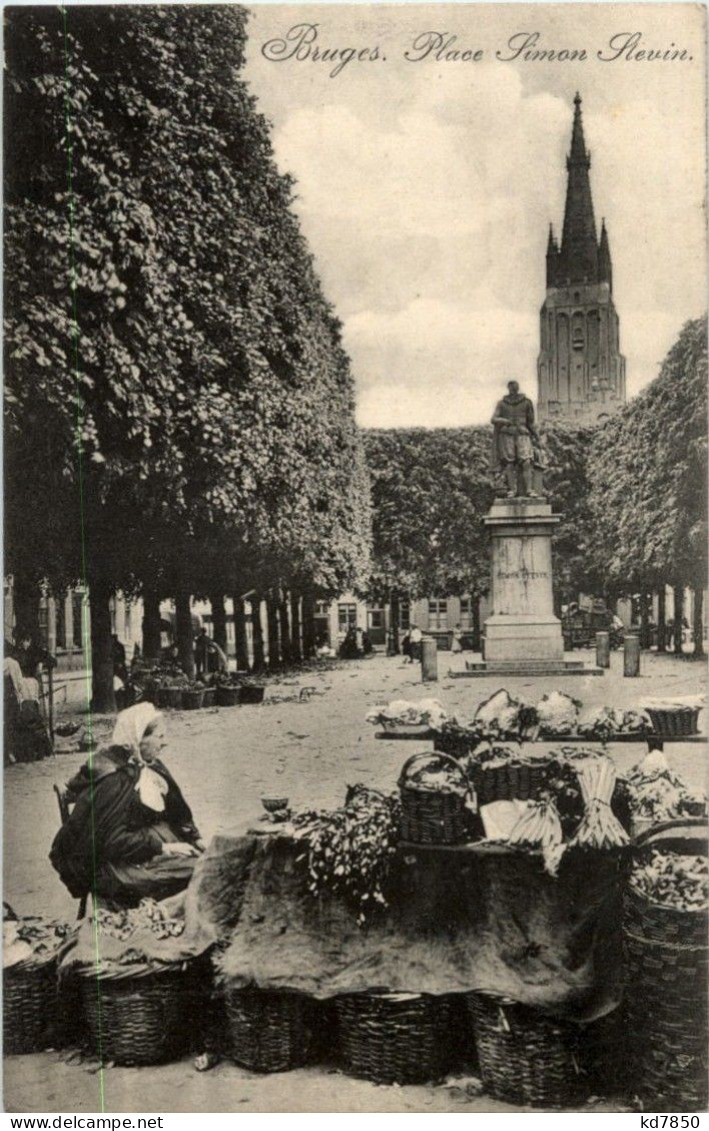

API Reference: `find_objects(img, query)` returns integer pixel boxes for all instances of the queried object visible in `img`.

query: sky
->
[243,4,706,428]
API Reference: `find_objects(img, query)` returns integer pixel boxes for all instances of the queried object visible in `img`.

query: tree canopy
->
[587,316,707,595]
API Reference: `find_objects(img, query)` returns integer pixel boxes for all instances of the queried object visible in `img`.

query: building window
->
[338,603,357,631]
[368,608,384,630]
[399,601,411,630]
[72,593,84,649]
[428,599,448,630]
[459,597,473,629]
[38,602,49,650]
[55,599,66,650]
[314,600,329,617]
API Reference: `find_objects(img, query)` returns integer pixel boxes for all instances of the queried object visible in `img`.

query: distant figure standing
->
[451,625,463,654]
[401,630,412,663]
[410,624,423,663]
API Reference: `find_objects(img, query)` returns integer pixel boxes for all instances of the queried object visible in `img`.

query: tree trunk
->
[389,592,401,655]
[234,596,249,672]
[175,591,195,679]
[142,587,162,661]
[278,591,292,665]
[290,592,303,662]
[251,595,266,671]
[673,586,684,656]
[656,588,666,653]
[472,595,482,654]
[266,596,280,668]
[88,575,116,713]
[639,591,650,650]
[209,593,227,653]
[301,591,316,660]
[13,573,41,643]
[693,587,704,656]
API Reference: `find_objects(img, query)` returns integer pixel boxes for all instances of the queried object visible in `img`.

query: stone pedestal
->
[483,497,564,670]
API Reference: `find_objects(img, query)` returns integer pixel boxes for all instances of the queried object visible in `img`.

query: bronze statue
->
[491,380,544,498]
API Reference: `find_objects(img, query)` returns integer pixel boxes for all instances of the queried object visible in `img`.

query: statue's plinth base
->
[449,659,603,679]
[482,496,567,671]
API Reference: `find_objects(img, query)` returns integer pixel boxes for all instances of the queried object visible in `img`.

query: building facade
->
[537,94,626,425]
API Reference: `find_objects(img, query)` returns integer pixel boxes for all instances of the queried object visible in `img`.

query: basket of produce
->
[623,819,708,1110]
[472,747,552,805]
[237,684,265,705]
[336,992,453,1084]
[3,912,71,1055]
[473,689,540,742]
[216,683,240,707]
[626,752,706,834]
[182,686,205,710]
[434,720,488,758]
[222,986,316,1072]
[367,698,447,737]
[398,753,471,845]
[644,700,702,737]
[467,993,585,1107]
[155,685,185,709]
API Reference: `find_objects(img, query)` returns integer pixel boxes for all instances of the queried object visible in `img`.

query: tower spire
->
[559,93,598,284]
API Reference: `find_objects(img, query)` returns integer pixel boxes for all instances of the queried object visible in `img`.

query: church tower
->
[537,94,626,424]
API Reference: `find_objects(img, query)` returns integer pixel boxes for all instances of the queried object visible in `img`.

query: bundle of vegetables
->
[473,689,538,740]
[568,758,630,851]
[94,898,185,942]
[156,671,190,689]
[434,718,491,757]
[626,752,706,822]
[630,850,709,911]
[405,756,469,794]
[619,709,651,734]
[213,671,239,687]
[365,698,448,728]
[536,691,581,737]
[3,916,70,968]
[474,743,526,770]
[506,797,564,874]
[292,785,401,924]
[577,706,622,742]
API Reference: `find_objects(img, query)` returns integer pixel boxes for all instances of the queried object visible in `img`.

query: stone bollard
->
[624,634,641,677]
[596,631,611,669]
[421,637,438,682]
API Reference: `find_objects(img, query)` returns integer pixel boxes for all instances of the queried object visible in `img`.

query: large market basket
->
[336,992,454,1084]
[80,962,203,1066]
[623,819,708,1110]
[645,706,701,737]
[471,758,552,806]
[3,955,59,1056]
[466,993,585,1107]
[222,986,317,1072]
[398,752,471,845]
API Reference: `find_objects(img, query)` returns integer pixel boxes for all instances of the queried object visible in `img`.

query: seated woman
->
[50,703,203,909]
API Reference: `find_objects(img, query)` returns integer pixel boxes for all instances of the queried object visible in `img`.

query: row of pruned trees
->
[4,6,371,710]
[587,316,707,655]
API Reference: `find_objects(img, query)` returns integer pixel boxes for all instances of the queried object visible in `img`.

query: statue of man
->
[491,380,542,498]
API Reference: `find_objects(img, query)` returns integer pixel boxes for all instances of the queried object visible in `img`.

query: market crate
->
[398,753,471,845]
[80,965,201,1066]
[623,819,708,1110]
[216,685,240,707]
[223,987,316,1072]
[336,992,455,1084]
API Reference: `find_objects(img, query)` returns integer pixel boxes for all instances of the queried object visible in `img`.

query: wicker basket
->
[646,706,701,737]
[336,992,454,1084]
[398,752,471,845]
[223,987,315,1072]
[3,957,59,1056]
[81,966,197,1066]
[471,759,551,806]
[467,993,584,1107]
[623,819,708,1110]
[182,688,205,710]
[154,687,184,710]
[238,685,265,705]
[201,687,216,708]
[216,685,240,708]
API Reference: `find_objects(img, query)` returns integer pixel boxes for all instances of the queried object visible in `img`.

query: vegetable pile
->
[626,752,706,823]
[3,917,70,968]
[292,785,401,924]
[366,698,447,728]
[630,850,708,911]
[95,898,185,942]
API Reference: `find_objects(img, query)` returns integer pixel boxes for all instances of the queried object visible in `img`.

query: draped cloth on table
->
[195,829,625,1020]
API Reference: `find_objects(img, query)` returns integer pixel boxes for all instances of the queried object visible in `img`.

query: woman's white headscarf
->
[111,702,168,812]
